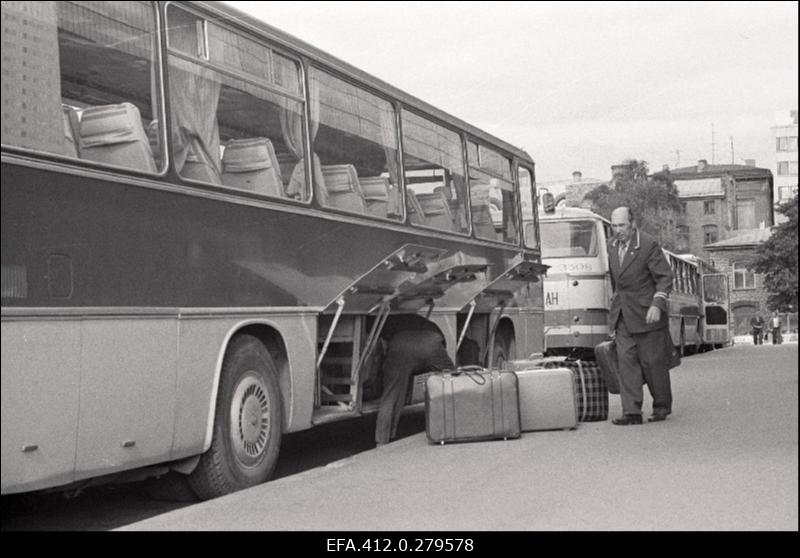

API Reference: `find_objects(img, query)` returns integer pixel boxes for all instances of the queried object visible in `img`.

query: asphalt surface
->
[117,343,798,532]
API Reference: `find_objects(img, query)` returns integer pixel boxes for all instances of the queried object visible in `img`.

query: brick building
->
[667,161,774,261]
[705,228,797,340]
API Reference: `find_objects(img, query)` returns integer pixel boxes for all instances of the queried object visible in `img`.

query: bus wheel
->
[188,334,283,500]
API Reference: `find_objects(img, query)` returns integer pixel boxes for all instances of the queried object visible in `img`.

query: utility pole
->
[730,136,734,164]
[675,149,681,168]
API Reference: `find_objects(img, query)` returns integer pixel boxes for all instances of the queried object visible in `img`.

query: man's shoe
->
[648,411,669,422]
[612,414,643,425]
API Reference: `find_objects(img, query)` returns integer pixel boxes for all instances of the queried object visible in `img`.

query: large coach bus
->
[1,1,546,499]
[538,201,729,357]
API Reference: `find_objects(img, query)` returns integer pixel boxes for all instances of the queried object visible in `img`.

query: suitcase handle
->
[449,365,487,385]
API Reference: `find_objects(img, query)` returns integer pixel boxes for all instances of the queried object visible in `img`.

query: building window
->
[676,225,689,251]
[778,161,799,176]
[776,136,798,152]
[703,224,718,244]
[733,262,755,289]
[736,199,756,229]
[778,185,798,201]
[703,200,715,215]
[680,201,687,214]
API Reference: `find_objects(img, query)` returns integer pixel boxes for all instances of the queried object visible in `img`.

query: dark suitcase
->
[425,367,521,444]
[541,358,609,422]
[594,340,620,395]
[594,335,680,397]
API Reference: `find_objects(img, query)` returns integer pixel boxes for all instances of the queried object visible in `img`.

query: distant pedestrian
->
[770,311,783,345]
[607,207,675,425]
[750,314,765,345]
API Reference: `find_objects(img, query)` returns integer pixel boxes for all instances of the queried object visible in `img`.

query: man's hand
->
[646,305,661,324]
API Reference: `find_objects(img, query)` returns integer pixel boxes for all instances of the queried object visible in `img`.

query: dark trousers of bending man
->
[365,315,455,445]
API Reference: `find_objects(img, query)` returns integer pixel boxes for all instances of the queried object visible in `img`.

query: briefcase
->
[425,367,521,444]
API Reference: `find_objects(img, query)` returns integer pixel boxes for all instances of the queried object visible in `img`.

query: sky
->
[223,1,799,183]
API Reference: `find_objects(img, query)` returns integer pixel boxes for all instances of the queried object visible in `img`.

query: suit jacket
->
[608,228,673,334]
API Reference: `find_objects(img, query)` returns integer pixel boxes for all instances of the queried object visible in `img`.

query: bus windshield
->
[703,274,727,303]
[541,220,598,258]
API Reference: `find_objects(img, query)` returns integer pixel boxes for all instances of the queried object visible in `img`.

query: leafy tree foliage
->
[751,197,799,312]
[582,159,682,251]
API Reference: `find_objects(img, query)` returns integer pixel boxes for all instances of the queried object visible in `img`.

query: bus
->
[677,255,731,349]
[539,204,612,359]
[538,201,730,357]
[1,1,546,499]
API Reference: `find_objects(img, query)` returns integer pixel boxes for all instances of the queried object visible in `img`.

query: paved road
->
[118,343,798,531]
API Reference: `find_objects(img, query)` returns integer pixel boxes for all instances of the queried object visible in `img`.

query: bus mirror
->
[541,192,555,213]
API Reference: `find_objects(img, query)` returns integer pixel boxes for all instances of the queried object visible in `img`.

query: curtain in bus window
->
[283,72,319,199]
[168,10,222,184]
[307,68,398,215]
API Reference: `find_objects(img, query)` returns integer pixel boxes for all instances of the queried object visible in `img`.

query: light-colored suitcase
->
[514,367,578,431]
[425,367,521,444]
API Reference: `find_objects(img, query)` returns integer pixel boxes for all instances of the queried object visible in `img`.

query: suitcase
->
[514,367,578,431]
[505,357,609,422]
[425,367,521,444]
[541,358,609,422]
[407,371,436,405]
[594,340,620,394]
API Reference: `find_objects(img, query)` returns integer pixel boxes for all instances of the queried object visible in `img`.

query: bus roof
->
[196,1,534,165]
[538,206,608,222]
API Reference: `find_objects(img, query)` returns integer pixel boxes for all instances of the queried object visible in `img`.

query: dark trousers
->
[771,328,781,344]
[375,330,454,444]
[615,318,673,416]
[752,330,763,345]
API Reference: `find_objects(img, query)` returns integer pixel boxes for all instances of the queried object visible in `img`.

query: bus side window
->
[467,142,517,243]
[166,6,308,199]
[400,111,468,233]
[308,67,399,217]
[2,1,162,172]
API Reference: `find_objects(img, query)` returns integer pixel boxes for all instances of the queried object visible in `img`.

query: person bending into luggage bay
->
[608,207,674,425]
[365,314,455,446]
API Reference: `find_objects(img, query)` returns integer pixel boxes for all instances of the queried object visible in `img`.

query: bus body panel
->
[1,158,541,494]
[1,319,81,494]
[74,317,177,481]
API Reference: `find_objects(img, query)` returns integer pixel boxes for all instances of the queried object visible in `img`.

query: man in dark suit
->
[608,207,675,425]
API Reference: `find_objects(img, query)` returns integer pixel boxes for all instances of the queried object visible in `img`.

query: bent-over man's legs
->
[375,330,454,444]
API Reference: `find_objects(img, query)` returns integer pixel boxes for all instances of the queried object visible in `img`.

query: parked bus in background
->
[538,198,729,358]
[538,200,612,359]
[1,1,546,500]
[678,255,731,349]
[662,250,703,355]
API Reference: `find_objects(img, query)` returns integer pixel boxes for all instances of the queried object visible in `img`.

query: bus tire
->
[188,334,283,500]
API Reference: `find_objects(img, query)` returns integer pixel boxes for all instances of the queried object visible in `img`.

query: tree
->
[751,197,799,312]
[582,159,683,251]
